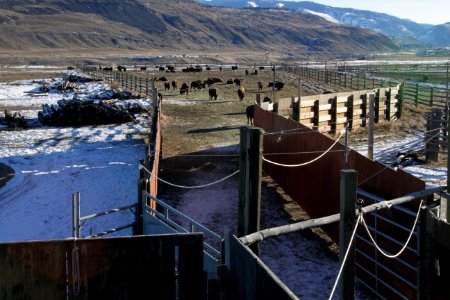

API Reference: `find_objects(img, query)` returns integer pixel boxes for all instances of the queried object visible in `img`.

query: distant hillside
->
[197,0,448,47]
[0,0,398,59]
[418,23,450,47]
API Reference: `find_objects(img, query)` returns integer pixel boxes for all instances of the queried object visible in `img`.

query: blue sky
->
[291,0,450,25]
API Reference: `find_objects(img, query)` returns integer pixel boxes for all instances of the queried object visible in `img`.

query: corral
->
[0,60,449,299]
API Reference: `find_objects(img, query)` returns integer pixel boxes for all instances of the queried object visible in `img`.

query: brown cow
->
[238,87,245,101]
[171,80,177,90]
[164,82,170,91]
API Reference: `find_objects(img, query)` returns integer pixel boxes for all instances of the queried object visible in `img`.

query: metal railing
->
[142,191,223,262]
[355,189,428,299]
[71,192,137,238]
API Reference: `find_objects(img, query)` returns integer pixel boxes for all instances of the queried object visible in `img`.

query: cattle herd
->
[92,63,286,123]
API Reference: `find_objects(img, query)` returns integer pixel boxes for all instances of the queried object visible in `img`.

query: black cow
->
[246,105,254,125]
[171,80,177,90]
[259,66,265,70]
[226,79,233,84]
[257,81,263,91]
[159,66,165,71]
[209,87,218,100]
[245,70,249,75]
[234,78,242,86]
[164,82,170,91]
[180,83,189,95]
[263,96,271,103]
[268,81,284,90]
[103,67,113,72]
[195,66,203,72]
[140,67,147,71]
[158,76,168,82]
[117,65,126,72]
[190,80,204,91]
[206,77,222,85]
[67,66,74,70]
[231,66,238,70]
[166,65,175,72]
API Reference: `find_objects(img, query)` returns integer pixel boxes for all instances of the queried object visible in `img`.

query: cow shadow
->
[223,112,245,116]
[187,125,240,134]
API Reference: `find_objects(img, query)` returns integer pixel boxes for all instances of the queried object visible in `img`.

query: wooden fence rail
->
[80,66,155,98]
[290,65,449,109]
[268,85,400,134]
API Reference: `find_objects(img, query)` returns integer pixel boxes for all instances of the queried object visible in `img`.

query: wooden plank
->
[353,119,363,126]
[319,115,332,122]
[300,112,315,119]
[336,96,349,103]
[300,100,316,107]
[337,107,348,114]
[319,104,332,111]
[337,117,348,124]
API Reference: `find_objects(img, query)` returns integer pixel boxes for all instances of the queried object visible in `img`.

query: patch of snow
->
[247,1,258,8]
[303,9,340,24]
[0,73,149,242]
[275,3,284,8]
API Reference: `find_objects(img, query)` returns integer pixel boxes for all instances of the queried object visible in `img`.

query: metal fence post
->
[72,192,81,238]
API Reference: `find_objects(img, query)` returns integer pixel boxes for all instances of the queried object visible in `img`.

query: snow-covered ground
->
[0,72,446,299]
[0,73,149,242]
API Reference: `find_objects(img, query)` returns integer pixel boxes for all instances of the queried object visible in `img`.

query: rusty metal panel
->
[0,234,204,300]
[254,105,425,242]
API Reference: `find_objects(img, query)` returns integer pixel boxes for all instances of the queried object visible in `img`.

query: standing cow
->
[180,83,189,95]
[238,87,245,101]
[209,87,218,100]
[257,81,263,91]
[171,80,177,90]
[246,105,254,125]
[164,82,170,91]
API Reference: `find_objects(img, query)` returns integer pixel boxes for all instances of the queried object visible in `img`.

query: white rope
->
[360,200,423,259]
[328,214,362,300]
[262,131,344,168]
[141,165,239,189]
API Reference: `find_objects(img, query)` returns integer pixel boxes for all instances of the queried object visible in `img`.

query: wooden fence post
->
[238,127,263,254]
[386,88,392,120]
[368,94,375,160]
[331,97,337,133]
[425,109,442,162]
[374,90,380,123]
[415,84,419,106]
[347,95,354,129]
[430,87,434,107]
[313,100,319,130]
[397,83,404,119]
[339,169,357,300]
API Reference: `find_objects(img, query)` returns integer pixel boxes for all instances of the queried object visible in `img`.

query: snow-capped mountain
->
[196,0,448,47]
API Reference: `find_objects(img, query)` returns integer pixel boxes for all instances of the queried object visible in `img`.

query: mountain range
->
[0,0,400,60]
[197,0,450,48]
